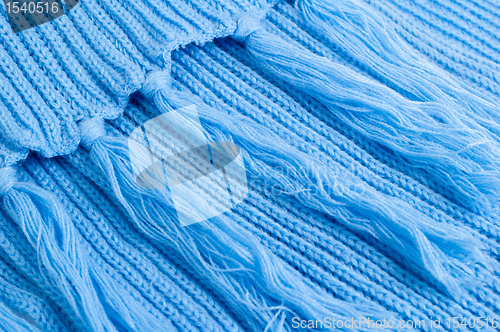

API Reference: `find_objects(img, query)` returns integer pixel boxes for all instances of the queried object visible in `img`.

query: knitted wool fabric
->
[0,0,499,331]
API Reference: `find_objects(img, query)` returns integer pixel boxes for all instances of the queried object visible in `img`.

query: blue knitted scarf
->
[0,0,499,331]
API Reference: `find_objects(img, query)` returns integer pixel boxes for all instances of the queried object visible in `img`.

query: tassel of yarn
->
[0,166,113,331]
[0,167,168,332]
[147,70,487,299]
[79,116,179,241]
[231,10,500,216]
[83,72,397,332]
[296,0,500,139]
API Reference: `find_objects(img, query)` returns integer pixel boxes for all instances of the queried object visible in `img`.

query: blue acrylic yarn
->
[0,0,500,331]
[239,8,500,216]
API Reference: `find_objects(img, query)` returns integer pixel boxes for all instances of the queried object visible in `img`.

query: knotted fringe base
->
[227,0,495,298]
[153,72,491,299]
[79,77,392,331]
[0,167,173,332]
[239,0,500,216]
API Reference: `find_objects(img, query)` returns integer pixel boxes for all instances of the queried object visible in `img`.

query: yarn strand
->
[0,166,170,332]
[234,5,500,215]
[155,72,488,300]
[79,74,397,331]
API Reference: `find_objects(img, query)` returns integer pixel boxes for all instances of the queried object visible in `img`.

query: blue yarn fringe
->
[237,0,500,216]
[150,68,489,301]
[0,167,171,332]
[78,72,398,331]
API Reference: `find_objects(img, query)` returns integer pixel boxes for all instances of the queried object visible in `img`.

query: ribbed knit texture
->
[0,0,499,331]
[0,0,274,165]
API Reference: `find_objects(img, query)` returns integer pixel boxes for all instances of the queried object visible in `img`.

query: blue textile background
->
[0,0,499,330]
